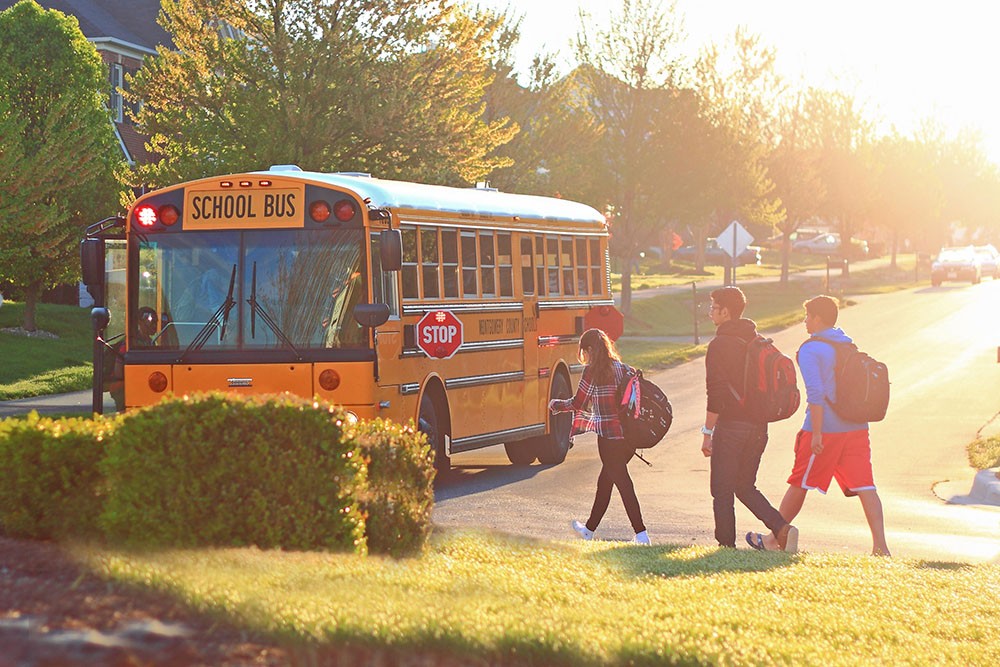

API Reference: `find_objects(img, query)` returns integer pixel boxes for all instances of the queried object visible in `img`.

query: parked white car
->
[931,246,982,286]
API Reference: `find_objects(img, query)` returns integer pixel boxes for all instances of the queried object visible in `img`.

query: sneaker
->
[571,520,593,540]
[633,530,651,545]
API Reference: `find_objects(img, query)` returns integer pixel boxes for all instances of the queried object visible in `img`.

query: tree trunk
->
[22,284,40,332]
[890,228,898,270]
[780,236,791,284]
[619,264,633,316]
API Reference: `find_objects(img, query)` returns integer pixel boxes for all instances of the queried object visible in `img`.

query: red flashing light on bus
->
[136,205,157,227]
[334,199,355,222]
[309,200,331,223]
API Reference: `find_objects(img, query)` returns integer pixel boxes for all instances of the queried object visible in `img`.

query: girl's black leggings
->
[586,436,645,534]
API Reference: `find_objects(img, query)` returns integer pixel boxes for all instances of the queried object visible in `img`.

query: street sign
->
[583,305,624,341]
[416,310,464,359]
[716,220,754,259]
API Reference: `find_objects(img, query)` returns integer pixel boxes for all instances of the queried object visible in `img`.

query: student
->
[751,295,890,556]
[550,328,650,545]
[702,286,798,552]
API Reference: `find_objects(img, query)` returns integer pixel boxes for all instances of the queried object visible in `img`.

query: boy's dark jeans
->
[710,419,786,548]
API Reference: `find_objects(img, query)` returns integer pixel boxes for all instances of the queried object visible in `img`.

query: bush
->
[100,393,367,552]
[355,419,435,557]
[0,412,111,540]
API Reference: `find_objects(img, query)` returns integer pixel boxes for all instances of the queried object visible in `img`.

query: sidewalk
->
[0,390,109,419]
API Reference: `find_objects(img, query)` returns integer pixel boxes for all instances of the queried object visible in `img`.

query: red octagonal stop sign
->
[416,310,464,359]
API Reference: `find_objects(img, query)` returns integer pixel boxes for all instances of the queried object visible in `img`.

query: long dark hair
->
[578,328,621,385]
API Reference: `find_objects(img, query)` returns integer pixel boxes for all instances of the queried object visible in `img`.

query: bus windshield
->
[134,228,367,352]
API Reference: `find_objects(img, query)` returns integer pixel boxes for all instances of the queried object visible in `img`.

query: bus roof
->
[253,167,606,226]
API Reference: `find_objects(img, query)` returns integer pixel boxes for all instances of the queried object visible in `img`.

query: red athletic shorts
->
[787,429,876,496]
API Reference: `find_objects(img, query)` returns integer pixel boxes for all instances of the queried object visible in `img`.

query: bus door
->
[369,230,402,391]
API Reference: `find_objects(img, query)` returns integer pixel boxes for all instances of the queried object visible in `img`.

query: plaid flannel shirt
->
[551,360,633,439]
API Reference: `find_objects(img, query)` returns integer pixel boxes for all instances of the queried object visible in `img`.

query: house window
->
[109,63,124,123]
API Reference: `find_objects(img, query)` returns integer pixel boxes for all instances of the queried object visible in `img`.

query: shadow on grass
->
[915,560,974,571]
[585,542,798,579]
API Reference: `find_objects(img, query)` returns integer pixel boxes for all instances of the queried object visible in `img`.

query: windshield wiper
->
[177,264,237,363]
[247,261,302,360]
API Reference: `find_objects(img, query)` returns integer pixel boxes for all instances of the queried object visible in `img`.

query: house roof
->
[0,0,171,53]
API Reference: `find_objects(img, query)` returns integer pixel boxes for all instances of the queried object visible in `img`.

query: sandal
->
[745,532,765,550]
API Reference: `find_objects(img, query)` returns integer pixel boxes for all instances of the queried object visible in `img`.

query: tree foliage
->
[130,0,516,188]
[0,0,123,331]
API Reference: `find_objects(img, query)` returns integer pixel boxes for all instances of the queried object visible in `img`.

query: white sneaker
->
[633,530,651,545]
[571,520,594,540]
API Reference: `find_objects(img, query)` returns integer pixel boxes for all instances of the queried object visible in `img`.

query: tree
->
[130,0,516,188]
[690,29,784,276]
[0,0,123,331]
[573,0,688,314]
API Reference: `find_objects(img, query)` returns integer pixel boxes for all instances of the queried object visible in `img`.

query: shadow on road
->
[434,462,552,501]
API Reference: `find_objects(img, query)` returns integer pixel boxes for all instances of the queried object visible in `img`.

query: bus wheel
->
[536,372,572,465]
[504,440,536,465]
[419,392,449,472]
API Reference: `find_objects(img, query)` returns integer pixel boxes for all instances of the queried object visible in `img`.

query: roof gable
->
[0,0,171,52]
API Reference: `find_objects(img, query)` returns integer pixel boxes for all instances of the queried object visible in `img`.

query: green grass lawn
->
[79,530,1000,665]
[0,301,96,400]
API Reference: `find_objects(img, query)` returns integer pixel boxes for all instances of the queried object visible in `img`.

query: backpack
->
[730,335,801,422]
[617,370,673,449]
[808,338,890,423]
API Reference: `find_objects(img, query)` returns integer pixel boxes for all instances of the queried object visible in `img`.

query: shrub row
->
[0,393,434,556]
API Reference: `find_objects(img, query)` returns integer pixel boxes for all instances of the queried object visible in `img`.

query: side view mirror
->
[81,238,105,286]
[380,229,402,271]
[353,303,390,328]
[91,307,110,332]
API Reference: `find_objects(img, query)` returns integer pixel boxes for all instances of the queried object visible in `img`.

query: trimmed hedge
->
[0,393,435,554]
[0,413,111,540]
[99,393,368,552]
[356,419,435,557]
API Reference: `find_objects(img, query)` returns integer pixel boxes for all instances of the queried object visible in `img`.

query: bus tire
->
[536,372,572,465]
[418,391,450,473]
[504,440,536,465]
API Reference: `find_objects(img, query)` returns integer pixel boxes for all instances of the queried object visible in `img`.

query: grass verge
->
[0,301,95,400]
[78,531,1000,665]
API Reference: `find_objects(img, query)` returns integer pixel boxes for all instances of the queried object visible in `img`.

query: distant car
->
[931,247,982,286]
[972,244,999,279]
[791,233,868,259]
[673,238,761,266]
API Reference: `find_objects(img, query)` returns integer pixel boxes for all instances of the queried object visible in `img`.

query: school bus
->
[81,166,623,470]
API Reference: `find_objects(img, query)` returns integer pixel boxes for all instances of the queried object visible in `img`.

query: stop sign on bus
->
[416,310,464,359]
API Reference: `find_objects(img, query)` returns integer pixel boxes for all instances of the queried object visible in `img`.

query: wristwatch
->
[700,425,714,436]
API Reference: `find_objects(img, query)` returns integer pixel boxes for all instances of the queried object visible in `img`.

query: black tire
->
[504,440,536,465]
[418,392,449,472]
[536,372,573,465]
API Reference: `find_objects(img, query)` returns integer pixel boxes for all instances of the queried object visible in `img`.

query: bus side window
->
[546,236,560,295]
[461,231,478,297]
[480,231,496,297]
[591,238,603,296]
[576,238,589,295]
[421,228,440,298]
[401,227,418,300]
[520,235,535,296]
[497,233,513,298]
[535,235,546,297]
[442,229,459,298]
[561,237,575,296]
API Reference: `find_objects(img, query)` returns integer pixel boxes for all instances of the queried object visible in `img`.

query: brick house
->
[0,0,171,166]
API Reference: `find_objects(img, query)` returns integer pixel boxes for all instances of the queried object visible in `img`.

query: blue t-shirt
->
[798,327,868,433]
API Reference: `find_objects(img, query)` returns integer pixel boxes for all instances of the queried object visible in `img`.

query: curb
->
[970,468,1000,505]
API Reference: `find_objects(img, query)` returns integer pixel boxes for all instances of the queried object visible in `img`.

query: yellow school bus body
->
[118,167,614,467]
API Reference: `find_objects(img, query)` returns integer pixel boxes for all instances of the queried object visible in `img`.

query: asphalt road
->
[434,279,1000,563]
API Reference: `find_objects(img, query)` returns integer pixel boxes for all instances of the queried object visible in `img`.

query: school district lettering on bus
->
[82,165,616,471]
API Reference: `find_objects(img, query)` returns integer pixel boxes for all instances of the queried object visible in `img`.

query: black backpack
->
[730,335,801,423]
[617,370,673,449]
[807,338,890,423]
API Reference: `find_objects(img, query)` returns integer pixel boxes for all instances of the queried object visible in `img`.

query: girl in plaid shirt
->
[550,328,650,545]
